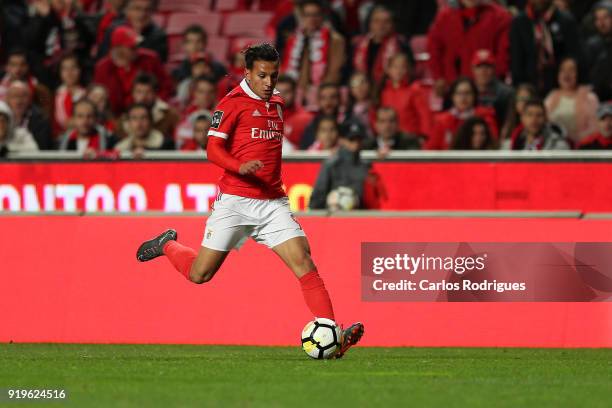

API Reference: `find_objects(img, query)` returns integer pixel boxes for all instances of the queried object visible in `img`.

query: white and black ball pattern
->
[301,318,342,359]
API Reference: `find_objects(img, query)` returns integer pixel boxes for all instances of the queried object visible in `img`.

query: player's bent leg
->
[271,236,315,278]
[272,236,335,321]
[189,246,230,284]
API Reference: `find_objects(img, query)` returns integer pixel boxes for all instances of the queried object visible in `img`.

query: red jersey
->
[208,79,286,199]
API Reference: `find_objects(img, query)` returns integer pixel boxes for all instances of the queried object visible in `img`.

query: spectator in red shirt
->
[276,74,313,149]
[346,72,375,138]
[578,103,612,150]
[427,0,511,97]
[58,99,115,158]
[93,25,172,115]
[379,53,434,140]
[352,5,413,85]
[54,55,86,136]
[426,77,498,150]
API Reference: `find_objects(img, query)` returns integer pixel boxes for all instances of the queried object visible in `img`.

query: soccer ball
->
[326,186,358,211]
[301,318,342,359]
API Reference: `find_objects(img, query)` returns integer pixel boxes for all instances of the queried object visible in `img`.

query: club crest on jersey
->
[211,110,223,128]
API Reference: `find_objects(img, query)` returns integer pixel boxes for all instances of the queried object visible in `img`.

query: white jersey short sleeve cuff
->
[208,130,229,139]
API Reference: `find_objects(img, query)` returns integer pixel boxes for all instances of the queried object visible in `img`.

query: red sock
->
[299,270,335,321]
[163,241,197,280]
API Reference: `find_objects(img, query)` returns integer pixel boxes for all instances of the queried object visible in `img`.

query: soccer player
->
[136,43,363,358]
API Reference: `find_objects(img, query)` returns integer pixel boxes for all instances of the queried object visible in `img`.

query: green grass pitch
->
[0,344,610,407]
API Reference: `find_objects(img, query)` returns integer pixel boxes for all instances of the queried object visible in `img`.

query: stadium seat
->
[166,12,222,36]
[167,36,230,66]
[213,0,241,11]
[230,37,268,52]
[223,12,274,37]
[207,36,231,64]
[252,0,281,11]
[152,13,166,29]
[158,0,212,13]
[168,35,185,59]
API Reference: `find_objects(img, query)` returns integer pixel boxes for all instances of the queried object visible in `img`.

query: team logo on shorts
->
[206,229,214,239]
[211,110,224,128]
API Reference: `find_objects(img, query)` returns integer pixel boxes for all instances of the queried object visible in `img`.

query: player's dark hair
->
[277,74,297,90]
[243,43,279,70]
[132,72,159,91]
[183,24,207,44]
[127,103,153,122]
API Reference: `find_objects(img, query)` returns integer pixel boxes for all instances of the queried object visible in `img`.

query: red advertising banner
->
[1,161,612,211]
[1,215,611,347]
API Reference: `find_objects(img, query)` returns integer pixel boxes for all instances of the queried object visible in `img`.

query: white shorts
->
[202,193,306,251]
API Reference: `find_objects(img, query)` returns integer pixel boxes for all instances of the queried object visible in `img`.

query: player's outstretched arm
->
[207,137,263,175]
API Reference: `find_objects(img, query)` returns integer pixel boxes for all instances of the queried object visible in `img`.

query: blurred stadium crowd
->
[1,0,612,158]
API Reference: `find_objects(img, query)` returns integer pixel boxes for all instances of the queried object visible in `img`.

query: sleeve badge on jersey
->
[211,110,224,128]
